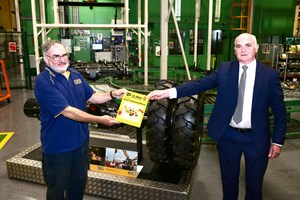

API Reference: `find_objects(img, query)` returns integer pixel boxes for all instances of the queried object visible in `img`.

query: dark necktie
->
[232,65,248,124]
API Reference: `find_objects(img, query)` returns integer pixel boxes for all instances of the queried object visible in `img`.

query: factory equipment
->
[276,52,300,91]
[112,45,126,62]
[72,60,132,81]
[69,29,133,82]
[73,34,92,62]
[257,43,283,68]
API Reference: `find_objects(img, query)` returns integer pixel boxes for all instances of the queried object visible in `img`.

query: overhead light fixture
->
[215,0,221,22]
[175,0,181,21]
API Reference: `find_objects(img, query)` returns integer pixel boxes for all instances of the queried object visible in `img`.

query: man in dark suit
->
[148,33,287,200]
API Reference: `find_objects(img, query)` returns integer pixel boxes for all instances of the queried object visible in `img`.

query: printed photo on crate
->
[89,146,143,178]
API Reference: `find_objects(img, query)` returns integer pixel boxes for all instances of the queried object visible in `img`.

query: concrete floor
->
[0,89,300,200]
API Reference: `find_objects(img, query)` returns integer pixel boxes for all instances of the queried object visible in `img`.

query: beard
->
[52,62,69,73]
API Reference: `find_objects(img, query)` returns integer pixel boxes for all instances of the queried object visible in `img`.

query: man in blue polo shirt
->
[34,40,127,200]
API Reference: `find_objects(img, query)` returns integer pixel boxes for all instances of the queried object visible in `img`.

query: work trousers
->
[42,139,89,200]
[217,126,269,200]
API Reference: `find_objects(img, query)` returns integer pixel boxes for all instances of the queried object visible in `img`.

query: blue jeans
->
[42,139,89,200]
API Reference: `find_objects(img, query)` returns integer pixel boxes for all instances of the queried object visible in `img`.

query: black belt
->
[230,126,252,133]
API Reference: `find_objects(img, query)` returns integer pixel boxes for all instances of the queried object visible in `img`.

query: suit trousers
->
[216,126,269,200]
[42,139,89,200]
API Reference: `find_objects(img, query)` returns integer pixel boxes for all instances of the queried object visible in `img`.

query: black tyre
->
[146,80,177,164]
[172,94,204,169]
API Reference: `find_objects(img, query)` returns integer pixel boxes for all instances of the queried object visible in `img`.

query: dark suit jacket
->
[175,60,287,156]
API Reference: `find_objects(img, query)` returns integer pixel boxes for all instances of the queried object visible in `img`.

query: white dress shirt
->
[229,60,256,129]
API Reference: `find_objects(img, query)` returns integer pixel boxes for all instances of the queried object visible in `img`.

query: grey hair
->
[41,40,64,56]
[234,33,258,46]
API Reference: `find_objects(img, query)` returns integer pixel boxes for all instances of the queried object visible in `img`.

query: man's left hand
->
[268,144,282,159]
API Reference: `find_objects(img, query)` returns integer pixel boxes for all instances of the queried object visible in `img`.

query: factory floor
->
[0,89,300,200]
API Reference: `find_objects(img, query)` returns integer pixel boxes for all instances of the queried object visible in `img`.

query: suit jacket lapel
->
[230,61,240,103]
[252,61,264,108]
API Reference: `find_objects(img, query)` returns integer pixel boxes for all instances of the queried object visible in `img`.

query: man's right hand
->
[98,115,120,126]
[148,90,170,100]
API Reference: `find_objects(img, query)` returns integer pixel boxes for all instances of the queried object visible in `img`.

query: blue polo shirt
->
[34,67,94,153]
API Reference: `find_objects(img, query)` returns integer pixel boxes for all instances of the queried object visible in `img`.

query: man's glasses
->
[46,53,69,61]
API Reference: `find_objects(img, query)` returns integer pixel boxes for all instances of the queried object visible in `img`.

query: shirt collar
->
[239,59,256,71]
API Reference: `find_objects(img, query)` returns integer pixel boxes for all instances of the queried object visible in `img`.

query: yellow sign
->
[0,132,14,150]
[116,91,149,128]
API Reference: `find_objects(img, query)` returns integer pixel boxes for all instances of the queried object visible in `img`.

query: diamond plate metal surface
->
[6,133,193,200]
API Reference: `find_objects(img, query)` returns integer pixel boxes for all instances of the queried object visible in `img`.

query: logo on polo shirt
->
[74,79,82,84]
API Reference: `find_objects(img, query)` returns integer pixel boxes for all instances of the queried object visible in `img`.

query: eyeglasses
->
[46,53,69,61]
